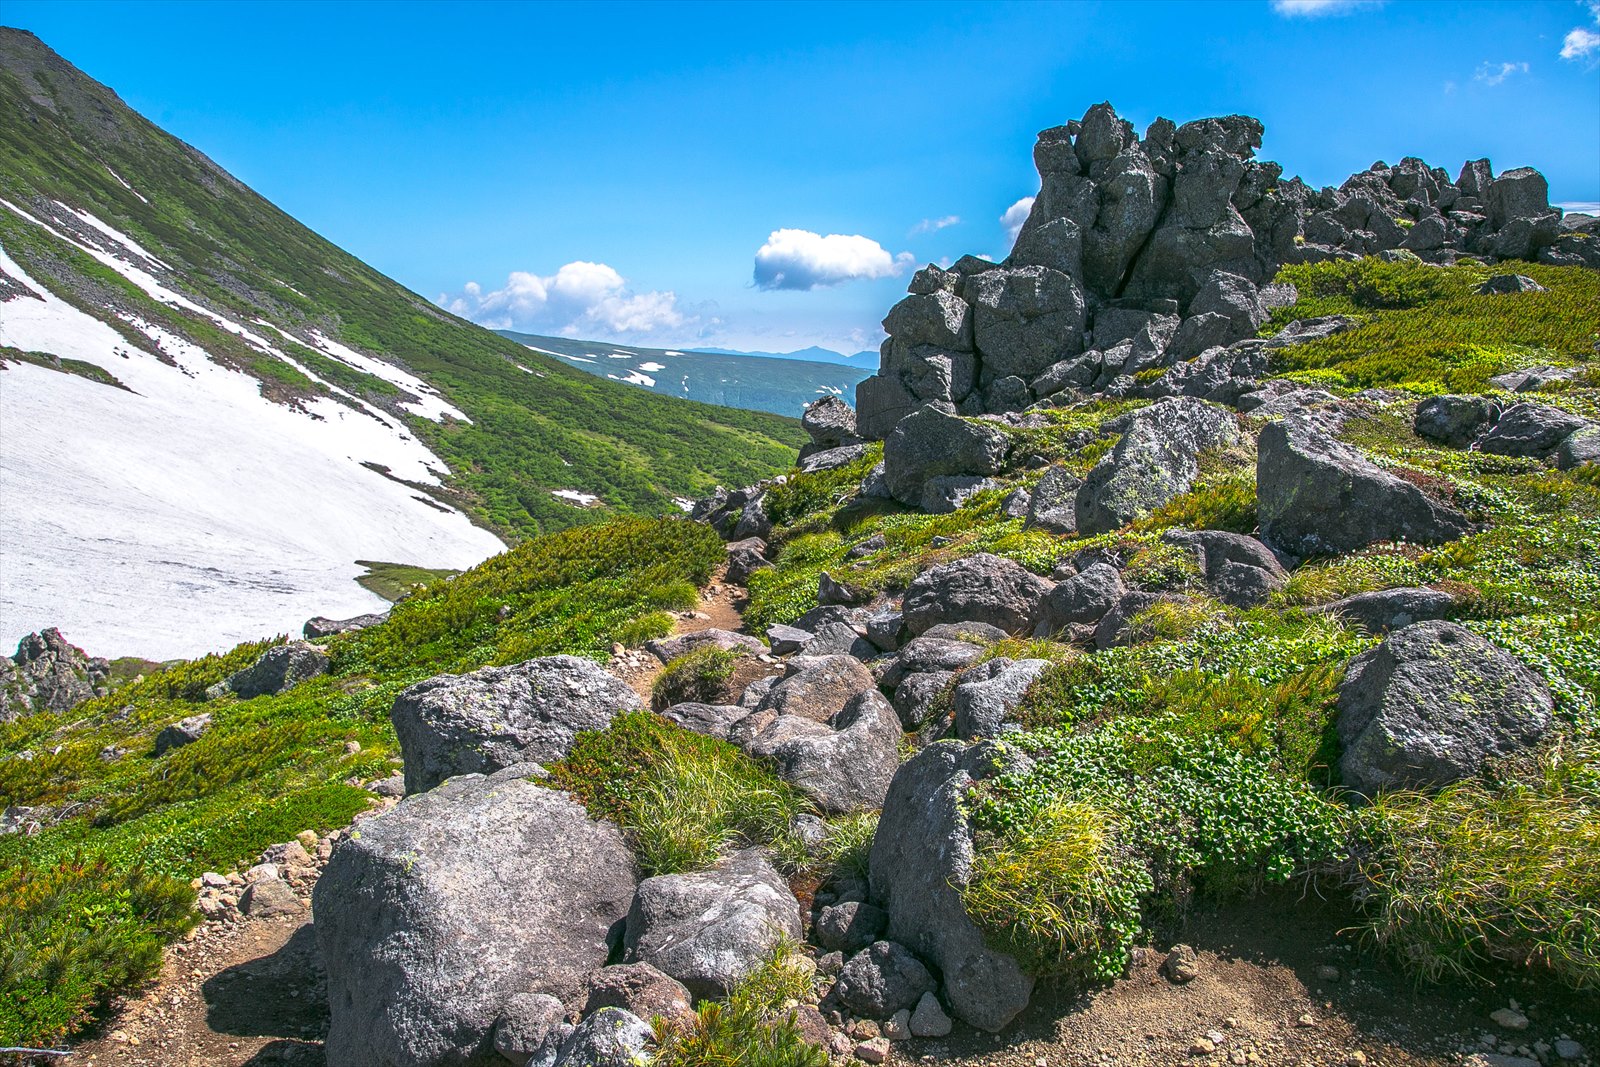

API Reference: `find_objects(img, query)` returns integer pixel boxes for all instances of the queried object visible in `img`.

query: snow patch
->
[558,353,597,364]
[638,361,666,372]
[550,489,601,507]
[303,329,470,423]
[56,201,174,272]
[105,167,149,204]
[620,371,656,387]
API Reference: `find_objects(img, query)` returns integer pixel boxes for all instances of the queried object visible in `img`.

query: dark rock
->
[1553,425,1600,470]
[1319,587,1457,634]
[804,621,878,661]
[238,877,303,918]
[492,992,568,1066]
[740,689,903,813]
[865,608,906,651]
[952,657,1051,739]
[1076,397,1241,535]
[584,962,695,1026]
[1477,403,1589,459]
[1000,486,1033,519]
[625,849,802,997]
[1414,395,1498,448]
[391,655,642,794]
[892,671,954,730]
[1257,415,1472,559]
[316,774,637,1067]
[856,374,919,441]
[818,572,864,606]
[902,553,1055,636]
[1161,529,1286,608]
[766,624,814,656]
[846,533,888,562]
[879,636,985,689]
[303,612,387,640]
[1093,591,1172,649]
[659,702,749,741]
[1337,621,1555,796]
[815,900,889,955]
[725,537,771,585]
[883,404,1010,508]
[870,742,1035,1032]
[1035,562,1125,637]
[970,265,1087,380]
[757,655,875,723]
[1488,365,1580,393]
[647,628,766,663]
[921,475,1000,513]
[211,641,329,700]
[154,712,212,756]
[834,941,937,1019]
[802,395,860,448]
[798,443,869,473]
[731,493,773,541]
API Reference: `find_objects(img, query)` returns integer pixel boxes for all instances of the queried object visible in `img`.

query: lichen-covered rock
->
[624,849,802,997]
[583,962,695,1027]
[154,712,212,756]
[1258,415,1472,560]
[210,641,329,700]
[735,689,903,813]
[1075,398,1240,535]
[1477,403,1589,460]
[391,655,642,794]
[902,554,1054,636]
[315,773,638,1067]
[1161,529,1286,608]
[1034,562,1125,638]
[882,403,1010,508]
[802,394,860,449]
[551,1008,654,1067]
[1414,395,1498,448]
[1336,621,1555,796]
[0,628,109,722]
[951,657,1051,739]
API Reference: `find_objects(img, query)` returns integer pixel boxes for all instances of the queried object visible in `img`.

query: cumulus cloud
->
[1561,1,1600,60]
[1269,0,1381,16]
[752,229,914,291]
[442,260,689,338]
[1474,60,1529,86]
[1001,197,1035,245]
[910,215,961,236]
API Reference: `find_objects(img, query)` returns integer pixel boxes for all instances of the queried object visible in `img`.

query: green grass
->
[653,941,826,1067]
[353,560,461,602]
[651,647,743,710]
[1,345,130,390]
[548,711,808,876]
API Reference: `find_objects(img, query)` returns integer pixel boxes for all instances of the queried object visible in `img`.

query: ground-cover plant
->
[548,711,808,876]
[653,941,826,1067]
[651,647,742,709]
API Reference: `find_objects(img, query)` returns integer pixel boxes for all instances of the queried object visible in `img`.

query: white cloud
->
[1474,60,1529,86]
[752,229,913,291]
[1557,201,1600,213]
[1269,0,1381,17]
[1561,2,1600,60]
[1001,197,1035,245]
[442,260,689,338]
[910,215,960,236]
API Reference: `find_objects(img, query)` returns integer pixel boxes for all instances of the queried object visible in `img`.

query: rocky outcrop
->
[882,403,1009,508]
[1257,415,1472,560]
[870,742,1036,1032]
[1336,621,1555,796]
[0,628,109,721]
[951,657,1051,739]
[901,554,1054,636]
[391,655,641,794]
[1074,397,1241,534]
[624,849,803,997]
[315,772,638,1067]
[208,641,329,701]
[303,612,387,639]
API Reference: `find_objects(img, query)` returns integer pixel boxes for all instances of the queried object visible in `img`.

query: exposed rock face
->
[391,655,642,794]
[0,628,109,721]
[303,612,387,639]
[902,554,1054,636]
[209,641,329,701]
[870,742,1036,1032]
[1257,415,1472,560]
[883,403,1009,507]
[624,849,803,997]
[1336,621,1555,796]
[854,101,1571,443]
[1075,398,1241,534]
[315,772,638,1067]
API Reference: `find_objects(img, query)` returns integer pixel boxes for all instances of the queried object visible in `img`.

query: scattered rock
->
[237,877,302,919]
[551,1007,654,1067]
[154,713,212,756]
[834,940,937,1018]
[902,553,1054,636]
[882,403,1009,508]
[658,701,748,741]
[303,612,387,639]
[1491,1007,1530,1031]
[1319,587,1457,633]
[815,901,889,955]
[910,991,953,1038]
[1476,274,1547,295]
[952,657,1052,739]
[584,962,695,1027]
[646,628,767,663]
[1415,395,1498,448]
[1075,397,1241,535]
[492,992,569,1067]
[1163,944,1202,983]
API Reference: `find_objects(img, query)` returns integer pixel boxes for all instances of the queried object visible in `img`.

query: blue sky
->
[7,0,1599,354]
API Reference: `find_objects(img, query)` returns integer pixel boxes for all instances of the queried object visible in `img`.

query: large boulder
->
[756,655,875,723]
[1318,587,1457,634]
[882,289,974,351]
[1161,529,1285,608]
[952,657,1051,739]
[870,742,1035,1032]
[1336,621,1555,796]
[878,636,986,689]
[1414,395,1498,448]
[391,655,642,794]
[624,849,803,997]
[1477,403,1590,460]
[1023,465,1081,534]
[1187,270,1267,338]
[969,265,1087,380]
[1257,415,1472,560]
[735,688,903,813]
[1034,562,1125,638]
[0,628,109,722]
[315,772,638,1067]
[802,395,860,449]
[1075,398,1241,535]
[901,553,1055,636]
[210,641,329,700]
[882,403,1009,508]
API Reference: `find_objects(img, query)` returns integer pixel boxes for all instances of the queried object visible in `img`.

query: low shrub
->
[651,646,742,710]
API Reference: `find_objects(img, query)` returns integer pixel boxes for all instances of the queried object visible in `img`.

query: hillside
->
[498,330,872,417]
[0,28,802,658]
[692,344,877,368]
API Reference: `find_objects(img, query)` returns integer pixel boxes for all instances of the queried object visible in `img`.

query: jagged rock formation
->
[0,628,109,722]
[856,102,1591,434]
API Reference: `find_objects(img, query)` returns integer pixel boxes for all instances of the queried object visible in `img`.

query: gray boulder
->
[1477,403,1589,460]
[647,628,766,663]
[492,993,568,1067]
[238,876,302,919]
[798,443,868,473]
[815,901,889,955]
[804,621,877,660]
[952,657,1051,739]
[757,655,875,722]
[892,672,955,730]
[1161,529,1285,608]
[212,641,329,700]
[0,628,109,722]
[1023,466,1081,534]
[1337,621,1555,796]
[1477,273,1548,295]
[901,553,1054,636]
[1319,587,1457,634]
[882,289,974,351]
[315,774,638,1067]
[1414,395,1498,448]
[870,742,1035,1032]
[1075,398,1241,535]
[737,689,903,813]
[552,1008,653,1067]
[391,655,642,794]
[1258,415,1472,559]
[624,849,803,997]
[921,475,1000,513]
[855,375,919,441]
[1093,591,1174,650]
[658,702,749,741]
[303,613,387,640]
[725,537,771,585]
[1034,562,1125,638]
[583,963,695,1027]
[883,403,1010,508]
[865,608,906,651]
[969,265,1087,380]
[1553,425,1600,470]
[154,712,212,756]
[802,395,860,448]
[834,941,937,1019]
[879,636,985,689]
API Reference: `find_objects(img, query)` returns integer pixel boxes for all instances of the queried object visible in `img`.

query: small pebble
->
[1491,1007,1530,1031]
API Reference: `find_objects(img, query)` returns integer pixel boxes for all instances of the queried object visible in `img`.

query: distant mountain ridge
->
[0,27,802,657]
[689,344,876,367]
[496,330,871,417]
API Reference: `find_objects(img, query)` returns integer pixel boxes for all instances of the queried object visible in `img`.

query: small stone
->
[1315,964,1340,982]
[1346,1053,1367,1066]
[201,872,229,889]
[1295,1014,1316,1029]
[854,1019,881,1040]
[1163,944,1202,983]
[1555,1039,1585,1061]
[909,991,952,1038]
[856,1036,891,1063]
[295,829,319,852]
[1491,1007,1530,1031]
[1206,1030,1226,1045]
[344,740,362,754]
[1192,1038,1217,1055]
[884,1009,911,1041]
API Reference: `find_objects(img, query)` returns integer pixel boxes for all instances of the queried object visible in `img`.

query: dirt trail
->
[610,564,768,704]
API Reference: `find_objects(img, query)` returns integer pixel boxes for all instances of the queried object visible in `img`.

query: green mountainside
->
[0,28,802,541]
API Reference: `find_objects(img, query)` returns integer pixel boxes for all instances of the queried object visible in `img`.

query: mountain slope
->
[690,344,876,367]
[497,330,872,417]
[0,28,803,658]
